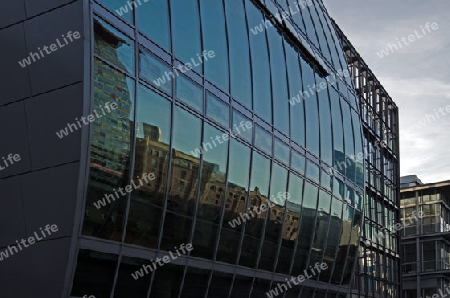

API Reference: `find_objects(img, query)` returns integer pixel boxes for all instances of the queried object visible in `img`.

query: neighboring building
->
[400,179,450,298]
[401,175,424,189]
[0,0,368,297]
[332,20,401,298]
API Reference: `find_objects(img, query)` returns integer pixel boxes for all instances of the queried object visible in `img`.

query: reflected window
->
[255,125,272,154]
[206,92,229,128]
[139,49,172,95]
[176,75,203,112]
[274,138,290,165]
[232,111,252,143]
[301,60,320,157]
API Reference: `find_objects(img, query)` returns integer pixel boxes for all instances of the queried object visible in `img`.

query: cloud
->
[323,0,450,183]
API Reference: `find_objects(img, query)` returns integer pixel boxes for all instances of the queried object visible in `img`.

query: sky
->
[322,0,450,183]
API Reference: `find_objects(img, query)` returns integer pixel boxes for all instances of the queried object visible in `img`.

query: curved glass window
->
[82,59,134,241]
[285,41,305,146]
[276,173,303,274]
[206,92,229,128]
[125,84,171,248]
[170,0,201,73]
[224,0,252,108]
[259,162,288,271]
[317,75,333,165]
[352,110,365,188]
[94,16,134,74]
[176,74,203,112]
[191,123,228,259]
[137,0,170,50]
[139,49,172,95]
[160,107,201,250]
[246,0,272,122]
[330,88,344,174]
[341,101,355,182]
[217,139,251,263]
[292,181,317,275]
[301,59,320,157]
[200,0,229,92]
[297,1,319,48]
[267,25,289,134]
[97,0,133,24]
[239,151,270,268]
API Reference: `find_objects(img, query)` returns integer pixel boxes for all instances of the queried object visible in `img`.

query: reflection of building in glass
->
[66,0,370,297]
[401,179,450,298]
[333,20,401,298]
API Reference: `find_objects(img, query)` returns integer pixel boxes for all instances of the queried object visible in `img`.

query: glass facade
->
[401,182,450,298]
[333,20,401,298]
[71,0,366,296]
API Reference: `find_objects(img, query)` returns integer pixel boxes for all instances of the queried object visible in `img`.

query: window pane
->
[246,0,272,121]
[125,84,171,248]
[259,163,288,271]
[352,110,364,188]
[139,49,172,95]
[239,152,270,267]
[160,107,201,250]
[232,111,252,143]
[94,16,134,74]
[291,150,305,174]
[208,271,233,297]
[306,160,320,184]
[150,263,184,297]
[191,124,228,259]
[267,25,289,134]
[293,181,317,275]
[230,275,253,297]
[83,59,134,241]
[276,173,303,274]
[71,250,118,297]
[285,41,305,146]
[176,75,203,112]
[113,256,152,297]
[309,190,331,273]
[274,138,289,165]
[225,0,252,108]
[206,92,229,128]
[330,89,344,174]
[200,0,229,91]
[341,101,355,182]
[98,0,133,24]
[301,60,319,157]
[216,140,251,263]
[137,0,170,50]
[171,0,202,73]
[180,267,210,297]
[317,76,332,165]
[255,125,272,154]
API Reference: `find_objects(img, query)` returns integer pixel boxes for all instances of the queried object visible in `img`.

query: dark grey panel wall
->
[0,1,86,297]
[0,238,71,297]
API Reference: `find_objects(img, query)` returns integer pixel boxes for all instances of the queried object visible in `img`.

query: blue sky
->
[323,0,450,183]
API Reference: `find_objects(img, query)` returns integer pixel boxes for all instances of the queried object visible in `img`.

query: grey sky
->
[322,0,450,183]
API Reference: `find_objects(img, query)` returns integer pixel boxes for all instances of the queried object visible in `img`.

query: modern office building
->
[333,22,401,298]
[0,0,367,297]
[401,175,424,189]
[401,179,450,298]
